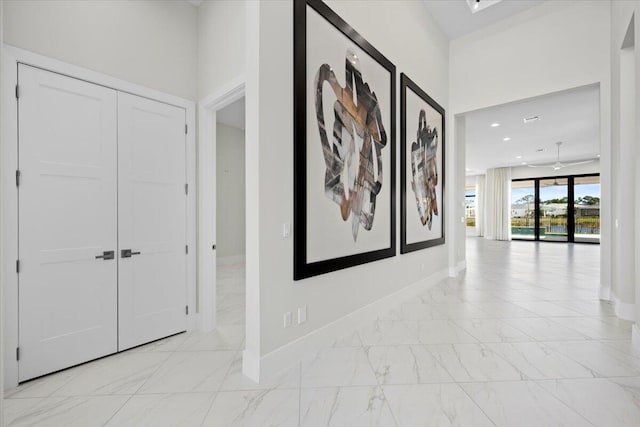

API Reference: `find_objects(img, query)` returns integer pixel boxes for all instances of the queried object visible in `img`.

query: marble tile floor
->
[5,239,640,426]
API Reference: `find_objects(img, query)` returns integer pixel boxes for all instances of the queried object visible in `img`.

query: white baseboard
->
[611,291,636,321]
[449,260,466,278]
[217,254,246,266]
[249,268,449,382]
[599,284,611,300]
[632,325,640,352]
[187,312,201,332]
[242,349,261,382]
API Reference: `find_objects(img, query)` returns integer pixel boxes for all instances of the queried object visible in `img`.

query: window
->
[511,180,535,240]
[465,186,476,227]
[574,175,601,243]
[511,174,600,243]
[539,178,569,242]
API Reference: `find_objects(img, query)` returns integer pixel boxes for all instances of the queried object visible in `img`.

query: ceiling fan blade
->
[527,163,556,168]
[561,159,595,167]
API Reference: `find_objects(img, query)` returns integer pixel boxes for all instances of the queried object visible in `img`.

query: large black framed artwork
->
[400,73,445,254]
[293,0,396,280]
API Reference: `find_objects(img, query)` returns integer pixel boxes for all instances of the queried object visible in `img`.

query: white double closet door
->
[18,64,187,382]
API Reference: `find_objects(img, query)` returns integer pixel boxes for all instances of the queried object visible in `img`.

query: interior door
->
[18,64,118,381]
[117,92,187,350]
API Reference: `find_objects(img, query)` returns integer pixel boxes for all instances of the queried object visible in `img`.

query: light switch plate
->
[283,223,291,238]
[297,306,307,324]
[284,312,292,328]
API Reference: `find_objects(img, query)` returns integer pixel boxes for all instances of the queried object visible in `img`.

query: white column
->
[613,45,636,320]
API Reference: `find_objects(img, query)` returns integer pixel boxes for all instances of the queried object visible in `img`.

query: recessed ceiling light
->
[490,123,500,128]
[503,137,511,141]
[516,155,522,159]
[465,168,471,171]
[521,162,527,165]
[597,154,601,158]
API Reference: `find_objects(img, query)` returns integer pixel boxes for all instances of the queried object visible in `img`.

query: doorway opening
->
[463,84,601,244]
[215,98,246,327]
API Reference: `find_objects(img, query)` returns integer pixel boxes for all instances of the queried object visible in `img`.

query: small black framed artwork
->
[400,73,445,254]
[293,0,396,280]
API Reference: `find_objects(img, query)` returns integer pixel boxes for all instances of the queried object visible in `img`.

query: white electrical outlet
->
[297,306,307,324]
[283,223,291,238]
[284,312,292,328]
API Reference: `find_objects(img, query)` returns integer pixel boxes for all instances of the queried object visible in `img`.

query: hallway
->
[4,240,640,426]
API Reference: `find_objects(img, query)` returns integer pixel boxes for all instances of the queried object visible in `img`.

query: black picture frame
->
[293,0,396,280]
[400,73,445,254]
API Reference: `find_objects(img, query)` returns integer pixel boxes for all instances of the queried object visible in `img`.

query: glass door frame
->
[512,173,599,244]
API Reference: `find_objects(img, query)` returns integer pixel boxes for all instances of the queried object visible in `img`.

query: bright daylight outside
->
[511,175,600,243]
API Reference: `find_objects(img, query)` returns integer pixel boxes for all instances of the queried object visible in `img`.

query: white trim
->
[2,45,197,390]
[217,255,246,266]
[599,284,611,300]
[242,349,261,382]
[197,76,246,333]
[449,260,467,277]
[632,324,640,352]
[254,268,449,382]
[610,291,636,321]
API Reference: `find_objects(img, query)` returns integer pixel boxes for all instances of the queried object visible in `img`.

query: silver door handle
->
[95,250,115,260]
[121,249,141,258]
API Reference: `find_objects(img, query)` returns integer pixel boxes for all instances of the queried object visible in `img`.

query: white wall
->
[252,0,450,358]
[3,0,198,101]
[450,0,612,296]
[216,123,246,259]
[610,1,640,329]
[1,0,4,410]
[197,0,246,99]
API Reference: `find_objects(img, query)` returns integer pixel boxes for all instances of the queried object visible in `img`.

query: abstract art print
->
[401,73,445,254]
[294,0,396,280]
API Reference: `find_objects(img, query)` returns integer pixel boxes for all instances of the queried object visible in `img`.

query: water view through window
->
[511,174,600,243]
[511,180,536,240]
[539,178,569,242]
[574,175,600,243]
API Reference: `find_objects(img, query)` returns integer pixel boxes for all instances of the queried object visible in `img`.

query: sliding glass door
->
[511,180,536,240]
[511,174,599,244]
[539,178,569,242]
[574,175,601,243]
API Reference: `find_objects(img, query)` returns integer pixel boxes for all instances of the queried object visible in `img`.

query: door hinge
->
[16,260,20,273]
[185,183,188,195]
[16,170,21,187]
[185,124,188,134]
[16,347,20,361]
[15,84,20,99]
[185,245,189,254]
[185,305,189,315]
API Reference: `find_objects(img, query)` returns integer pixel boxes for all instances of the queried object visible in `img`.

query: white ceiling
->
[423,0,544,39]
[216,97,245,130]
[464,85,600,175]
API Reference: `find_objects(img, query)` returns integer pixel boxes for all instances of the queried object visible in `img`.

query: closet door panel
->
[117,92,187,351]
[18,65,118,381]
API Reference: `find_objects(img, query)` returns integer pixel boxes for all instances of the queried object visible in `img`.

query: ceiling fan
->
[527,141,595,171]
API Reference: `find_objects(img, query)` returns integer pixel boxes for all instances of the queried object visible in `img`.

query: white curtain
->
[475,175,485,237]
[484,167,512,241]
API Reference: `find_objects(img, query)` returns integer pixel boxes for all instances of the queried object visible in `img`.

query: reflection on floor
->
[5,240,640,426]
[217,261,246,326]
